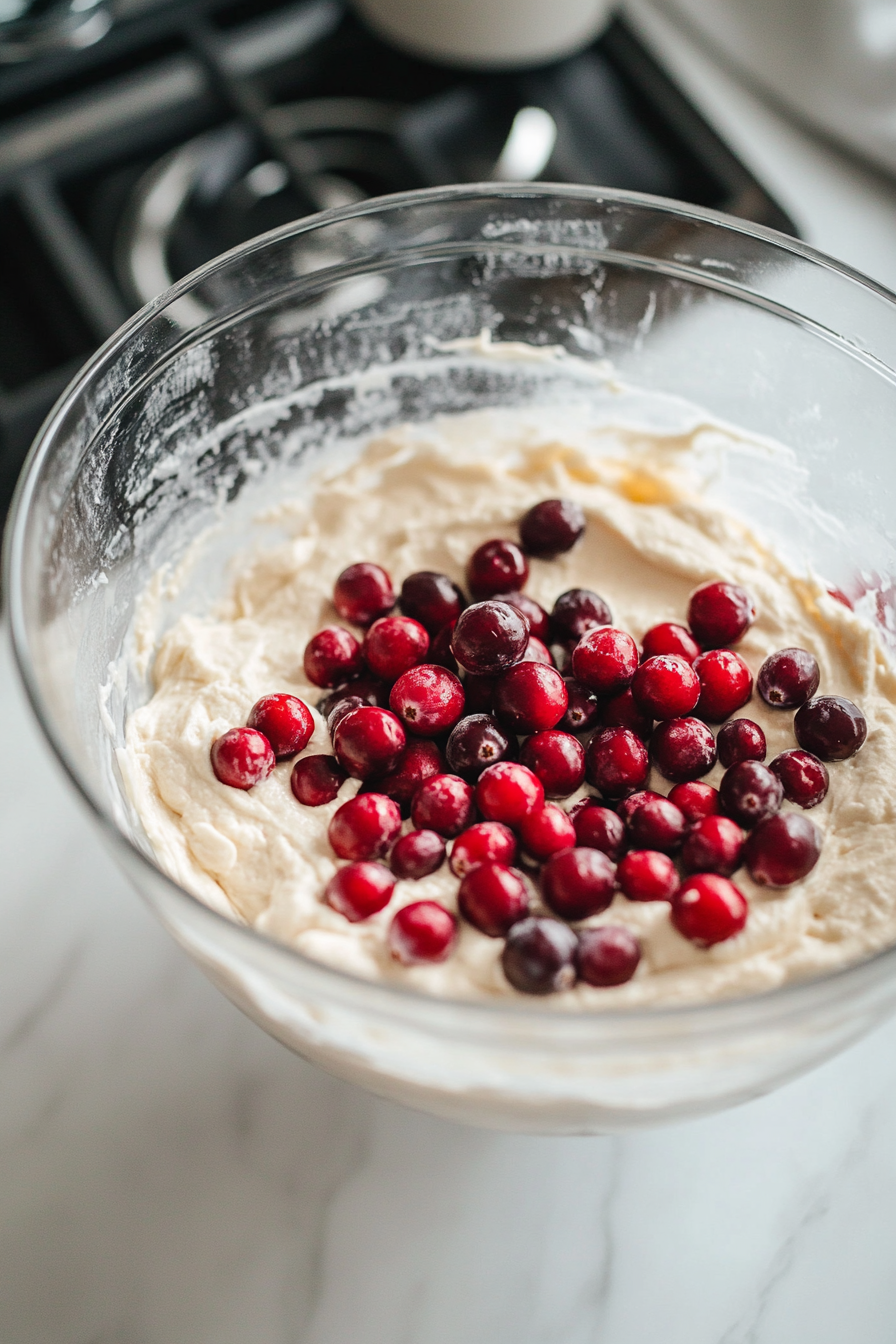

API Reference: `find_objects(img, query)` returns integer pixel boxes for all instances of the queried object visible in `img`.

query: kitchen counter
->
[4,10,896,1339]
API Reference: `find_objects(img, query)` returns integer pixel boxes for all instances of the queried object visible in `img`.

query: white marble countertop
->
[5,12,896,1340]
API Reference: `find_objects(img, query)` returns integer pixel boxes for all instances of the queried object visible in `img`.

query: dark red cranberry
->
[494,662,568,734]
[794,695,867,761]
[717,718,767,769]
[318,675,389,718]
[542,847,616,920]
[694,649,753,722]
[371,738,445,806]
[389,830,447,880]
[328,793,402,860]
[571,803,626,860]
[399,571,464,634]
[325,694,367,737]
[687,580,756,649]
[650,717,717,783]
[602,687,653,740]
[291,754,347,806]
[451,600,529,675]
[631,655,700,720]
[616,789,664,827]
[410,773,475,837]
[462,674,497,713]
[389,900,457,963]
[671,874,748,945]
[247,693,314,760]
[333,562,394,626]
[550,588,612,643]
[389,665,465,736]
[325,861,395,922]
[446,713,513,779]
[668,780,720,823]
[626,794,687,854]
[333,706,406,779]
[458,862,529,936]
[518,804,577,861]
[585,727,649,799]
[617,850,679,902]
[467,539,529,600]
[449,821,517,877]
[519,498,586,558]
[758,647,820,708]
[429,622,459,672]
[493,591,550,641]
[519,729,585,798]
[744,812,823,887]
[522,636,554,666]
[559,679,602,733]
[681,815,744,877]
[576,926,641,987]
[769,749,829,809]
[571,627,638,695]
[641,622,700,664]
[304,626,364,688]
[363,616,429,682]
[210,727,275,790]
[502,917,578,994]
[719,760,783,828]
[475,761,544,826]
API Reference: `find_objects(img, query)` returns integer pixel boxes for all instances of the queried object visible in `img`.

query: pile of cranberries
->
[208,497,868,997]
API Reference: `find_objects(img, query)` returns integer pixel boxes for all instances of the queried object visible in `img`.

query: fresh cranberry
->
[744,812,823,887]
[602,687,653,740]
[303,626,364,688]
[794,695,867,761]
[325,694,367,737]
[429,622,459,672]
[467,539,529,600]
[318,675,389,718]
[446,713,513,779]
[550,588,612,643]
[410,773,475,837]
[668,780,720,822]
[571,802,626,860]
[389,830,447,880]
[571,627,638,695]
[502,917,579,994]
[631,654,700,720]
[616,789,664,826]
[719,760,783,828]
[681,815,744,877]
[617,849,679,902]
[399,571,464,633]
[522,636,554,666]
[291,754,347,806]
[542,847,616,920]
[333,562,394,626]
[363,616,430,682]
[449,821,517,877]
[650,717,717,783]
[519,804,577,861]
[462,674,497,712]
[519,729,585,798]
[325,861,395,922]
[494,662,568,734]
[458,862,529,936]
[694,649,753,722]
[210,727,275,790]
[246,693,314,760]
[717,718,767,768]
[370,738,445,806]
[687,580,757,649]
[389,665,465,736]
[519,498,586,558]
[328,793,402,860]
[769,749,829,809]
[333,706,406,779]
[627,794,687,853]
[576,926,641,987]
[585,727,649,798]
[389,900,457,963]
[671,874,748,945]
[451,600,529,675]
[559,679,602,733]
[493,591,550,641]
[641,622,700,664]
[758,647,820,708]
[476,761,544,826]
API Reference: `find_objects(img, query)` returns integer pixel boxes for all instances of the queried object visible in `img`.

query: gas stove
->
[0,0,794,520]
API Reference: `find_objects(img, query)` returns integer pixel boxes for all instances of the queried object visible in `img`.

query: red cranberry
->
[650,717,717,783]
[247,693,314,760]
[325,694,367,737]
[687,580,756,649]
[719,760,783,828]
[363,616,429,682]
[616,789,663,826]
[389,830,447,880]
[411,773,475,837]
[758,647,820,708]
[451,600,529,675]
[519,498,586,558]
[681,815,744,877]
[446,713,513,779]
[576,926,641,987]
[389,665,465,736]
[325,861,395,922]
[550,588,612,643]
[519,804,577,861]
[519,729,585,798]
[449,821,517,877]
[333,562,394,626]
[585,727,649,799]
[668,780,720,823]
[671,874,748,945]
[458,862,529,936]
[493,591,550,641]
[502,917,578,994]
[462,674,497,713]
[476,761,544,826]
[617,849,679,902]
[631,655,700,720]
[399,571,464,634]
[694,649,753,722]
[291,754,347,806]
[559,679,602,733]
[641,621,700,664]
[794,695,867,761]
[494,662,568,734]
[571,627,638,695]
[370,738,445,806]
[717,718,767,768]
[304,626,364,688]
[627,794,687,854]
[467,539,529,600]
[333,706,406,779]
[744,812,823,887]
[769,749,829,809]
[328,793,402,860]
[542,847,616,920]
[318,675,389,718]
[522,636,554,666]
[389,900,457,963]
[210,727,275,790]
[602,687,653,740]
[429,622,459,673]
[571,802,626,860]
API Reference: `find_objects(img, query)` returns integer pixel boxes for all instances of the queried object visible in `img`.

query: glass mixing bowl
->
[7,184,896,1134]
